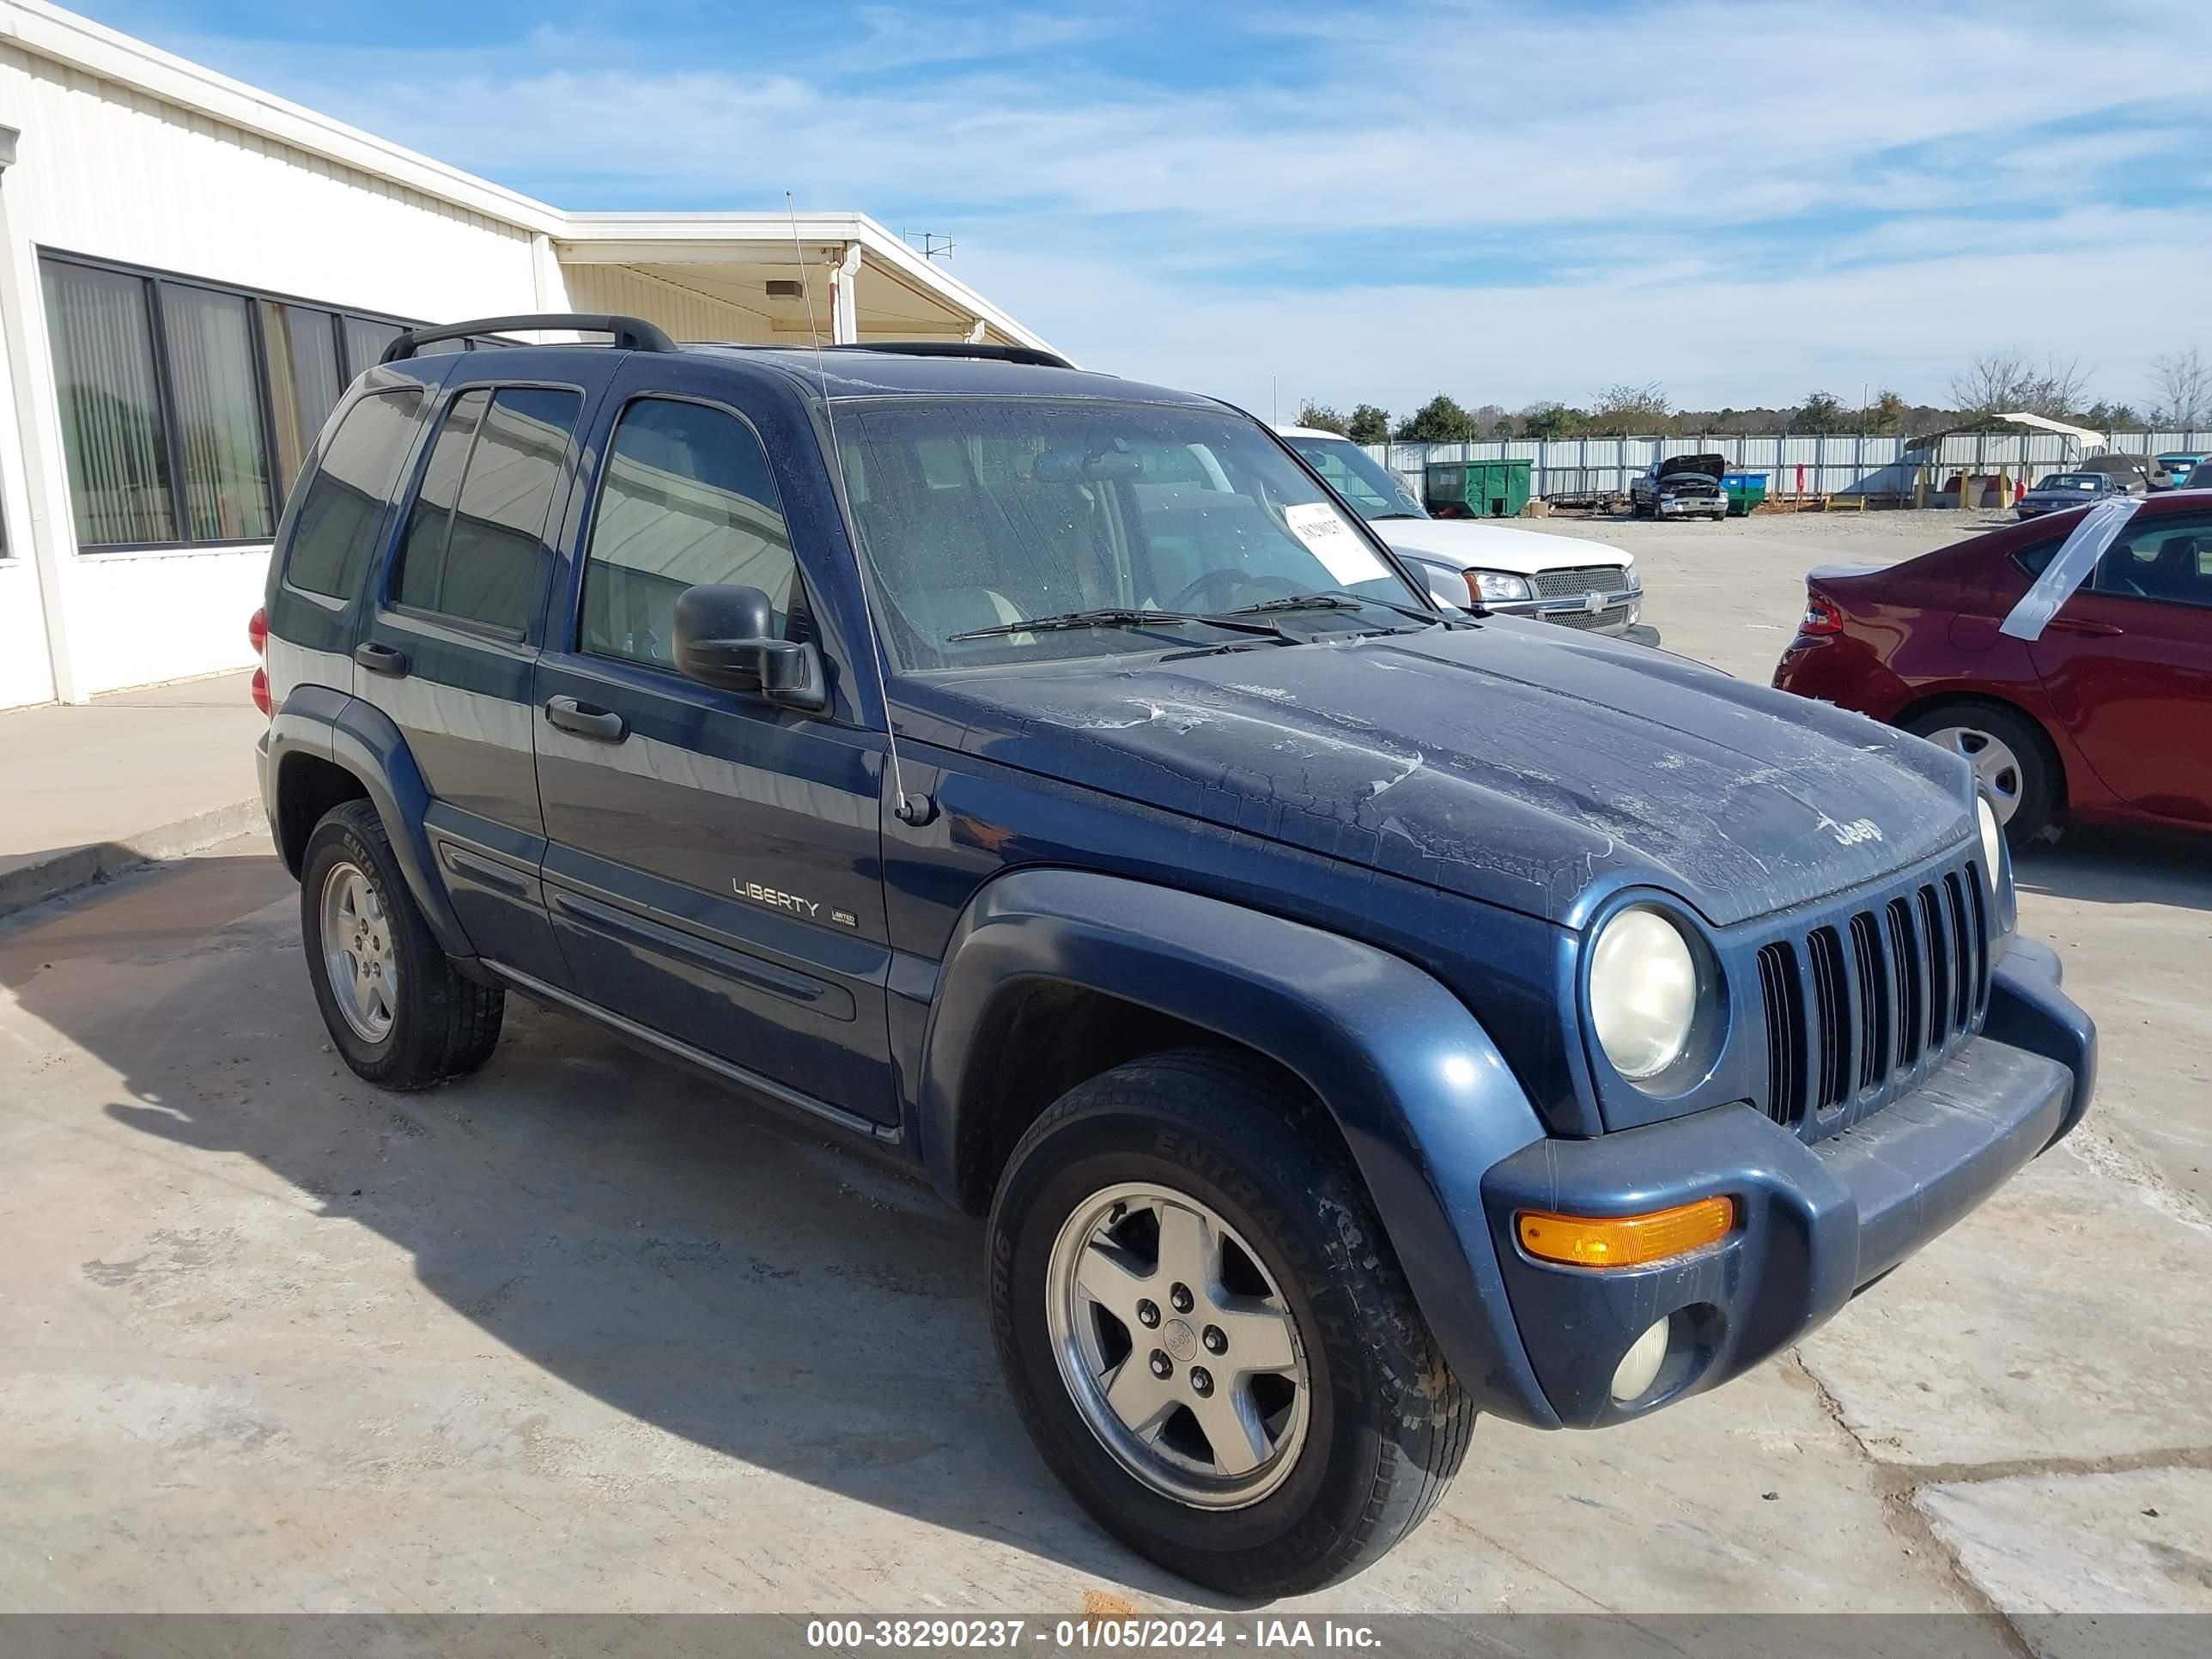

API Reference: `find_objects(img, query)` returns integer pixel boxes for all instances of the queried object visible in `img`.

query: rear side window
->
[283,387,424,599]
[392,386,581,634]
[580,398,797,668]
[2094,514,2212,607]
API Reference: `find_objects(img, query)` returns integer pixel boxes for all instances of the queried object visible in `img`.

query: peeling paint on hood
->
[908,619,1974,928]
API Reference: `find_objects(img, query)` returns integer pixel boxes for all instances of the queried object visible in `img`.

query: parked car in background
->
[1277,426,1645,635]
[1773,494,2212,842]
[1629,453,1728,520]
[2017,471,2133,519]
[2156,452,2206,489]
[2077,453,2160,493]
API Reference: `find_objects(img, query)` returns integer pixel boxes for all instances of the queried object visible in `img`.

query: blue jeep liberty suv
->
[254,313,2096,1596]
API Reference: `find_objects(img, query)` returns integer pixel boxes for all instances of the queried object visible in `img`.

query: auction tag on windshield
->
[1283,501,1385,585]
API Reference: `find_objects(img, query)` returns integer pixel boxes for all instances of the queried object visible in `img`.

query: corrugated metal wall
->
[0,40,549,702]
[558,264,774,344]
[1370,431,2212,500]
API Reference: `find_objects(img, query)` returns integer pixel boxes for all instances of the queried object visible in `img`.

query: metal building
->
[0,0,1049,709]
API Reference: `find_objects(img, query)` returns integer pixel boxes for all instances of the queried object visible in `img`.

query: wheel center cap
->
[1163,1317,1197,1362]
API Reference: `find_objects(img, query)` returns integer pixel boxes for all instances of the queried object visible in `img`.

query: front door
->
[532,371,894,1125]
[2028,508,2212,823]
[352,371,593,980]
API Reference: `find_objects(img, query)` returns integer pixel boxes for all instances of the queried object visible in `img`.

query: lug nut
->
[1136,1299,1160,1328]
[1149,1350,1173,1379]
[1170,1283,1194,1314]
[1190,1366,1213,1396]
[1203,1325,1226,1354]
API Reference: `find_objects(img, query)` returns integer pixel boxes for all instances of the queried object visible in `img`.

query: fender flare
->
[917,867,1559,1425]
[268,688,477,961]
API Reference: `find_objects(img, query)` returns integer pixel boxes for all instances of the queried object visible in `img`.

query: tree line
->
[1299,347,2210,445]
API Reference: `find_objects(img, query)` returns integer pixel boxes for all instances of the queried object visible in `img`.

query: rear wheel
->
[301,800,503,1090]
[1904,701,2060,846]
[988,1049,1473,1596]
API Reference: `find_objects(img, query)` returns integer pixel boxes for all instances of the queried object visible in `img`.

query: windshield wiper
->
[1228,590,1474,628]
[946,606,1291,643]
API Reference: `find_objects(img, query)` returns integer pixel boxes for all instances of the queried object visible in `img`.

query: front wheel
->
[988,1050,1473,1596]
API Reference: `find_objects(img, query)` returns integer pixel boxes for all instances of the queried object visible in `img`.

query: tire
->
[988,1048,1474,1597]
[1902,700,2060,847]
[300,799,503,1091]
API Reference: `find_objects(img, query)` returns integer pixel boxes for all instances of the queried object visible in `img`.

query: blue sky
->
[81,0,2212,419]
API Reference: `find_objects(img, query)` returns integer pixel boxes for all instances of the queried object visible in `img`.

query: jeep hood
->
[1657,453,1727,483]
[905,622,1972,928]
[1370,518,1632,576]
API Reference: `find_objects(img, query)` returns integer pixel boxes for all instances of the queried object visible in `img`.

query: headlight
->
[1467,568,1534,603]
[1976,797,2003,887]
[1589,906,1701,1082]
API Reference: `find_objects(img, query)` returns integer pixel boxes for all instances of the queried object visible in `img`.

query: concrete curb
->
[0,798,264,921]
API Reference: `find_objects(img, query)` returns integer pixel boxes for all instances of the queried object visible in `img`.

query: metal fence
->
[1366,430,2212,501]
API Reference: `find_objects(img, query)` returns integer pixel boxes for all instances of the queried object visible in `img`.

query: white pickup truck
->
[1277,427,1647,638]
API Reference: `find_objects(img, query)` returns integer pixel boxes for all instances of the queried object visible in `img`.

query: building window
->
[264,301,345,490]
[41,258,178,545]
[162,283,276,541]
[38,251,428,551]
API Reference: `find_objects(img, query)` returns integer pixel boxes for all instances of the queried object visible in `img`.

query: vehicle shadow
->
[2014,824,2212,915]
[0,851,1240,1607]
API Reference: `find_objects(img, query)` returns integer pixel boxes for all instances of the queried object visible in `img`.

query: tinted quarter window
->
[581,398,796,668]
[283,387,424,599]
[394,386,580,634]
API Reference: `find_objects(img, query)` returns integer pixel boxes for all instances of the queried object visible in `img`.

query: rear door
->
[532,362,894,1126]
[2028,507,2212,823]
[351,362,602,978]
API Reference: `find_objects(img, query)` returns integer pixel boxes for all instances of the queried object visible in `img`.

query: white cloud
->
[125,0,2212,413]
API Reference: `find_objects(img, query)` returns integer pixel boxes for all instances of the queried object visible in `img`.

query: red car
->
[1772,493,2212,844]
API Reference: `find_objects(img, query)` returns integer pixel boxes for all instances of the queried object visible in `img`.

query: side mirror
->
[672,583,827,712]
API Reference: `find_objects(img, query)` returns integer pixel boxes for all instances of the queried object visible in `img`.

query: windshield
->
[838,400,1430,667]
[2036,474,2104,491]
[1279,433,1428,521]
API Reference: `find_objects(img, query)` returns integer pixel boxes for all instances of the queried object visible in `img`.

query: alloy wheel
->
[1045,1182,1310,1509]
[320,860,398,1042]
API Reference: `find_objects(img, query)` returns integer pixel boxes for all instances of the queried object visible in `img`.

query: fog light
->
[1610,1316,1672,1403]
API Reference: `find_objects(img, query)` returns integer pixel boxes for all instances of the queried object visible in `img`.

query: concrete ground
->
[1,670,264,915]
[1,517,2206,1631]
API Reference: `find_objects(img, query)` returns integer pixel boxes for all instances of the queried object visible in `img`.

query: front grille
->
[1548,605,1633,631]
[1531,564,1627,599]
[1755,860,1991,1138]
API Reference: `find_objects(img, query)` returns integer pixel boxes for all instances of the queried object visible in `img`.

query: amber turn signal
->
[1516,1196,1735,1268]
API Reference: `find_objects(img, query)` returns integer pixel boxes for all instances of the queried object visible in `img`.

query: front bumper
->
[1489,586,1644,635]
[1657,494,1725,517]
[1451,935,2093,1429]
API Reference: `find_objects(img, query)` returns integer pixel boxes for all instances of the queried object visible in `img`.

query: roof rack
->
[705,339,1076,371]
[380,313,677,365]
[826,341,1074,370]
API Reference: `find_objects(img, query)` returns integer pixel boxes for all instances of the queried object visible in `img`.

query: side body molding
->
[267,688,477,961]
[917,867,1560,1425]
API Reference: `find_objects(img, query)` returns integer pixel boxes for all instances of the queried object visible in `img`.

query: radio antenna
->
[787,192,933,827]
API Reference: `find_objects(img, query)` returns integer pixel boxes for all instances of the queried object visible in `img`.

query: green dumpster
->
[1721,470,1768,516]
[1424,459,1533,518]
